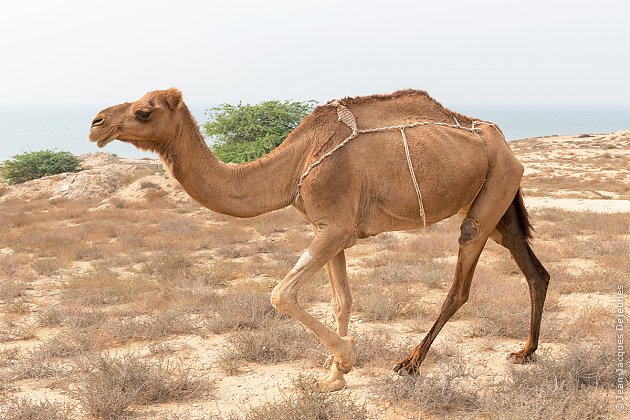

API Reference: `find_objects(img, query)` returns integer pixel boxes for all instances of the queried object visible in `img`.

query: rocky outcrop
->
[0,153,163,203]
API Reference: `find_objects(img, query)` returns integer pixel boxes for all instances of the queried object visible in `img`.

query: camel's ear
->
[163,88,182,110]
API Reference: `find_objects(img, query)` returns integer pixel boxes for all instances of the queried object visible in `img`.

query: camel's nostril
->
[92,117,104,126]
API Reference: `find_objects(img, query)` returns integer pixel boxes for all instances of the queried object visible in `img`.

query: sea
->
[0,104,629,162]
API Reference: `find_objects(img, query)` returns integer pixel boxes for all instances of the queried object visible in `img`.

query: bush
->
[1,150,81,184]
[204,100,316,163]
[73,353,211,418]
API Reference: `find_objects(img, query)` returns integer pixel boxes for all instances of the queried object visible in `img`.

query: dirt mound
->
[599,130,630,146]
[0,170,121,202]
[79,152,121,168]
[106,173,193,204]
[0,153,160,203]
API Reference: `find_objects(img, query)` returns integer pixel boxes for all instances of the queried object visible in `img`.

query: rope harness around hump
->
[293,101,501,228]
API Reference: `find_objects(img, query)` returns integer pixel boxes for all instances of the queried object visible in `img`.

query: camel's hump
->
[320,89,476,128]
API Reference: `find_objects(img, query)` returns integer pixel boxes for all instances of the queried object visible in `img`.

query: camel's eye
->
[135,110,151,122]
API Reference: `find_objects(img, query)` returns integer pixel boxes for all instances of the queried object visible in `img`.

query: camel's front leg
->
[271,229,356,392]
[327,250,352,336]
[322,250,352,369]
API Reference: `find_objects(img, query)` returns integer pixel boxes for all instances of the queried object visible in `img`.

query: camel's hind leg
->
[394,218,487,374]
[395,172,521,375]
[489,201,550,363]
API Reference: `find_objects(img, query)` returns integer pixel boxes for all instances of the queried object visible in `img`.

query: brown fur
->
[315,89,475,126]
[89,88,549,391]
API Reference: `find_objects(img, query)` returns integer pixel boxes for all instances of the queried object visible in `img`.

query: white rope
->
[400,127,426,227]
[293,102,360,198]
[294,131,359,197]
[293,102,495,228]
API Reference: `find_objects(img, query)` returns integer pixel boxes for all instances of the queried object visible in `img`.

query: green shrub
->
[204,100,316,163]
[1,150,81,184]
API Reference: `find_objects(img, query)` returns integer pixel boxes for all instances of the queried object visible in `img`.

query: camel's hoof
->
[316,362,347,392]
[509,350,536,364]
[316,375,347,392]
[393,361,418,376]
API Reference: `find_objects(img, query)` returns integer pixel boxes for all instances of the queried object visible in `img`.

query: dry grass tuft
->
[0,347,21,368]
[353,283,424,322]
[4,349,60,381]
[0,254,34,281]
[551,265,627,294]
[38,307,65,327]
[219,320,324,366]
[353,288,402,322]
[72,353,212,419]
[480,345,613,419]
[60,308,108,330]
[380,352,479,414]
[544,304,611,342]
[0,398,74,420]
[354,329,410,370]
[0,319,36,342]
[358,260,449,287]
[63,268,156,306]
[37,332,95,358]
[31,257,67,276]
[226,375,369,420]
[207,283,279,334]
[0,278,26,303]
[458,272,536,339]
[141,252,232,289]
[89,310,199,347]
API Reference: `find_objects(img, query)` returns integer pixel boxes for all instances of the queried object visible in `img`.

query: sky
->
[0,0,628,107]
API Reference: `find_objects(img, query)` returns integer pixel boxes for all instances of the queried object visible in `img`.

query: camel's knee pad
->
[459,217,480,246]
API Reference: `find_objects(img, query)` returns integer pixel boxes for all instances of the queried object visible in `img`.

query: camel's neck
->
[159,107,305,218]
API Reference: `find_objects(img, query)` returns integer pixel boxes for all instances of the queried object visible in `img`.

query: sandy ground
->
[525,196,630,213]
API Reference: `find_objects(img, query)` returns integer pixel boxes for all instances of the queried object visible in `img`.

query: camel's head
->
[89,88,184,151]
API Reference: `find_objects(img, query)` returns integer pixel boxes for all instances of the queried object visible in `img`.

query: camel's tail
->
[513,187,534,242]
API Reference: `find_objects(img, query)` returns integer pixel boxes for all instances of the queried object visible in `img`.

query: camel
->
[88,88,550,392]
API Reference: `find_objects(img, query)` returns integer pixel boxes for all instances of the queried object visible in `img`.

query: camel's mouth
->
[88,131,116,148]
[96,138,115,148]
[89,126,118,148]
